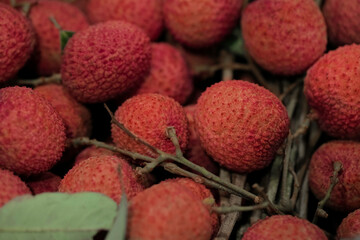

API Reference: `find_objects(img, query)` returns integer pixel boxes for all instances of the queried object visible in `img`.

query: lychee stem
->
[15,73,61,87]
[213,202,269,214]
[280,134,293,210]
[312,161,342,224]
[279,78,303,101]
[267,155,283,202]
[253,183,284,215]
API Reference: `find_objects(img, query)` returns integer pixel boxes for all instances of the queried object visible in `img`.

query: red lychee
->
[323,0,360,46]
[337,208,360,239]
[0,3,35,82]
[59,155,144,203]
[304,44,360,140]
[28,0,89,76]
[241,0,327,75]
[34,84,91,138]
[26,172,61,194]
[61,21,151,103]
[0,86,66,175]
[195,80,289,173]
[309,141,360,212]
[163,0,242,48]
[0,168,32,208]
[85,0,163,40]
[242,215,327,240]
[127,180,213,240]
[111,93,189,159]
[135,43,193,105]
[74,145,117,166]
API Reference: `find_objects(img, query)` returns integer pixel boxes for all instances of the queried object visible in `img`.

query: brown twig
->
[298,170,309,219]
[213,202,269,214]
[279,78,303,101]
[279,134,293,210]
[253,184,284,215]
[15,73,61,87]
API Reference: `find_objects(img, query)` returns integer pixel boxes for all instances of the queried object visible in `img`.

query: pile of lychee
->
[0,0,360,239]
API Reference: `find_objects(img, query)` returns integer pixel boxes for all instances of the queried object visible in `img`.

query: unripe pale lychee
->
[304,44,360,140]
[26,172,61,194]
[61,21,151,103]
[85,0,163,40]
[163,0,242,48]
[135,43,193,105]
[195,80,289,173]
[241,0,327,75]
[337,208,360,239]
[34,84,91,138]
[0,87,66,175]
[59,155,144,203]
[0,3,35,82]
[127,180,213,240]
[0,168,31,208]
[309,141,360,212]
[242,215,327,240]
[111,93,189,159]
[323,0,360,46]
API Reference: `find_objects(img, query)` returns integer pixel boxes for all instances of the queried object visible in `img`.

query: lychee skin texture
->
[34,84,91,138]
[241,0,327,75]
[135,43,193,105]
[61,21,151,103]
[242,215,327,240]
[28,0,89,76]
[111,93,189,159]
[164,0,242,48]
[74,145,117,166]
[59,155,144,203]
[195,80,289,173]
[304,44,360,140]
[337,209,360,239]
[26,172,61,194]
[85,0,163,40]
[0,87,66,176]
[127,181,212,240]
[309,141,360,212]
[323,0,360,46]
[0,169,31,208]
[0,3,35,82]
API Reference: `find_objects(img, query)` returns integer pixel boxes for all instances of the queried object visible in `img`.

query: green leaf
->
[60,30,75,52]
[0,192,117,240]
[105,194,128,240]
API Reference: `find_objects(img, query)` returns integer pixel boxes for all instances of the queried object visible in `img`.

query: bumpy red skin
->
[127,181,212,240]
[59,155,144,203]
[241,0,327,75]
[184,105,219,175]
[0,87,66,176]
[0,169,31,208]
[86,0,163,40]
[34,84,91,138]
[304,44,360,140]
[61,21,151,103]
[111,93,189,159]
[323,0,360,46]
[26,172,61,194]
[0,3,35,82]
[28,0,89,76]
[135,43,193,105]
[164,0,242,48]
[243,215,327,240]
[195,80,289,173]
[74,145,117,166]
[337,209,360,239]
[309,141,360,212]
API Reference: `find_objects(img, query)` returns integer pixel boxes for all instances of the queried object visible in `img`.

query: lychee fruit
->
[195,80,289,173]
[323,0,360,46]
[111,93,189,159]
[74,145,117,166]
[127,180,213,240]
[0,3,35,82]
[135,43,193,105]
[242,215,327,239]
[163,0,242,48]
[85,0,163,40]
[26,172,61,194]
[0,168,32,208]
[304,44,360,140]
[34,84,91,138]
[241,0,327,75]
[337,208,360,239]
[28,0,89,76]
[59,155,144,203]
[61,20,151,103]
[309,141,360,212]
[0,86,66,175]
